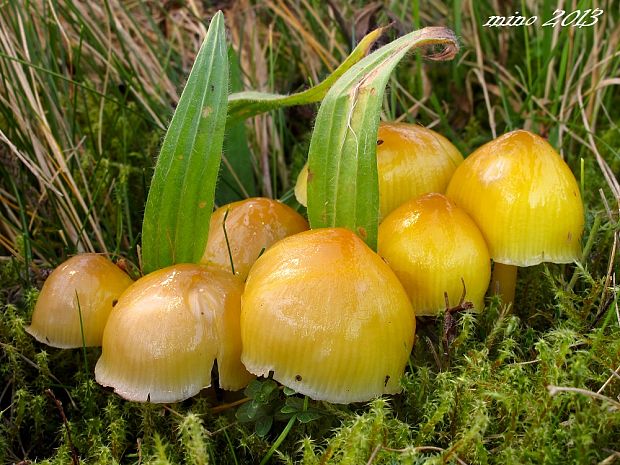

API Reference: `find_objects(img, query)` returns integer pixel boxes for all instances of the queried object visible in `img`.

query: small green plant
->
[236,380,322,438]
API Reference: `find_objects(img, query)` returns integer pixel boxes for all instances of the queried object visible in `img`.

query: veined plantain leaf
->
[226,27,385,124]
[142,11,228,273]
[306,27,459,250]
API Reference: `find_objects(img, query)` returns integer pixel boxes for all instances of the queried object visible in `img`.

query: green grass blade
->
[216,46,256,205]
[226,26,386,124]
[141,11,228,273]
[306,27,459,250]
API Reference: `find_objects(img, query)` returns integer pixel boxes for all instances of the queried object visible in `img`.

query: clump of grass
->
[1,0,619,464]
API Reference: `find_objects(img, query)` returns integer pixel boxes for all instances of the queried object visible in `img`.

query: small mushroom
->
[446,130,584,305]
[240,228,415,404]
[95,264,254,403]
[378,193,491,315]
[26,254,133,348]
[201,197,308,280]
[295,122,463,218]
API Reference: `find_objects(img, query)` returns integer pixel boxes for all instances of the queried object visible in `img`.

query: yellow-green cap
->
[378,193,491,315]
[241,228,415,404]
[95,264,254,403]
[201,197,308,280]
[26,254,133,348]
[446,130,584,266]
[295,122,463,218]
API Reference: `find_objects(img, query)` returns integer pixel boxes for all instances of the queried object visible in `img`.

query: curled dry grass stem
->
[547,385,620,411]
[597,364,620,395]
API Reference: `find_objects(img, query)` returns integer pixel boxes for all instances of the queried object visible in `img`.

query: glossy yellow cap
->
[377,123,464,217]
[95,264,254,403]
[26,254,133,348]
[446,130,584,266]
[378,193,491,315]
[241,228,415,404]
[201,197,308,280]
[295,122,463,218]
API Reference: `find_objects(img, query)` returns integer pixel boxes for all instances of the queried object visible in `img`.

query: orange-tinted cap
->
[95,264,254,403]
[295,122,463,218]
[241,228,415,404]
[377,123,463,217]
[26,254,133,348]
[201,197,308,280]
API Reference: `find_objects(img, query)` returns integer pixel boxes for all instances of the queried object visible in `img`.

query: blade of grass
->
[216,46,256,205]
[141,11,228,273]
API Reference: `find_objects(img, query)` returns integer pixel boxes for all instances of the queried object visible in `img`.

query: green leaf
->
[141,11,228,273]
[306,27,459,250]
[282,386,297,396]
[226,27,386,124]
[297,411,321,423]
[236,401,259,423]
[216,46,256,205]
[255,416,273,437]
[244,379,264,399]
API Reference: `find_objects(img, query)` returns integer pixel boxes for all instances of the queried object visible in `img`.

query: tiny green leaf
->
[306,27,459,250]
[236,402,258,423]
[141,11,228,273]
[244,379,264,399]
[255,416,273,437]
[282,386,297,396]
[297,411,321,423]
[226,27,386,124]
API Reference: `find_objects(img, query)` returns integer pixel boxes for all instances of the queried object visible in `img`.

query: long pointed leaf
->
[306,27,459,250]
[217,46,256,205]
[141,11,228,273]
[226,27,385,124]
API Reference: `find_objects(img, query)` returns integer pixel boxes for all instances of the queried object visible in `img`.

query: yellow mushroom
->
[26,254,133,348]
[95,264,254,403]
[295,122,463,218]
[446,130,584,305]
[201,197,308,280]
[240,228,415,404]
[378,193,491,315]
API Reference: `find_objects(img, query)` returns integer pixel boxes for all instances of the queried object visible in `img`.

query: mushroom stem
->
[491,263,517,306]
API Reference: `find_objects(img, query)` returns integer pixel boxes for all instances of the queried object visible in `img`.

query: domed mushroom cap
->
[378,193,491,315]
[26,254,133,348]
[95,264,254,403]
[201,197,308,280]
[376,122,463,217]
[241,228,415,404]
[446,130,584,266]
[295,122,463,218]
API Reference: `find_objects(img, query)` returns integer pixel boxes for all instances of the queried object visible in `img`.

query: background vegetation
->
[1,0,618,463]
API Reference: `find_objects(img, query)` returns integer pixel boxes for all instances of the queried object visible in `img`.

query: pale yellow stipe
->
[201,197,308,280]
[26,254,133,348]
[446,130,584,267]
[241,228,415,404]
[95,264,254,403]
[378,193,491,315]
[294,122,463,219]
[491,263,517,306]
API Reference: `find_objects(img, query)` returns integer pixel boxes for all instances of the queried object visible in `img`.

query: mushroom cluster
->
[26,126,583,406]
